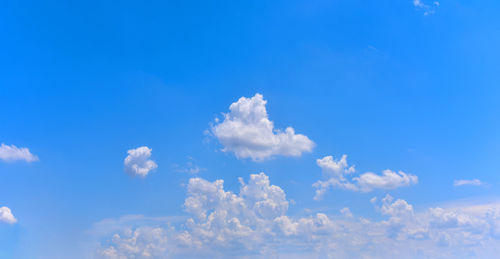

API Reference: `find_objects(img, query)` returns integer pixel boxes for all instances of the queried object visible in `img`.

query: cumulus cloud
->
[313,155,418,199]
[124,146,158,178]
[100,227,173,258]
[380,195,414,216]
[210,94,314,161]
[453,179,482,187]
[0,206,17,224]
[0,143,39,163]
[98,173,500,258]
[99,172,290,258]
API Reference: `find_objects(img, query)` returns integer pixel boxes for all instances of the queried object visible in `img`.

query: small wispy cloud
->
[453,179,482,187]
[413,0,440,15]
[174,157,205,174]
[0,143,39,163]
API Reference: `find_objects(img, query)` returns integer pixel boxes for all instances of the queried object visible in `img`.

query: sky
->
[1,0,500,258]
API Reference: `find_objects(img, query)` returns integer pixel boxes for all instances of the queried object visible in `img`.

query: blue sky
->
[1,0,500,258]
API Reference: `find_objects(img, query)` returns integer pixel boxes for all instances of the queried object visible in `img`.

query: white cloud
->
[100,172,290,258]
[211,94,314,161]
[100,226,173,258]
[355,170,418,192]
[0,206,17,224]
[98,173,500,258]
[316,155,355,177]
[379,194,414,219]
[181,172,289,252]
[453,179,482,187]
[0,143,39,163]
[313,155,418,199]
[124,146,158,178]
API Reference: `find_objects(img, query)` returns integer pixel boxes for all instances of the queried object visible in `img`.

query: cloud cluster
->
[0,206,17,224]
[313,155,418,199]
[100,226,173,258]
[99,94,491,258]
[124,146,158,178]
[99,172,289,258]
[98,173,500,258]
[0,143,39,163]
[211,94,314,161]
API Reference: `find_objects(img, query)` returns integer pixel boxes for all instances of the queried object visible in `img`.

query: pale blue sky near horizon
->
[1,0,500,258]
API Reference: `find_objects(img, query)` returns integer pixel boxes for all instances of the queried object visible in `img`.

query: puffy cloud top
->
[100,172,292,258]
[124,146,158,178]
[0,206,17,224]
[0,143,38,163]
[211,94,314,161]
[182,172,289,250]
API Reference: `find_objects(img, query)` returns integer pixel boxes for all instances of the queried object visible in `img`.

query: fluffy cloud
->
[210,94,314,161]
[454,179,482,187]
[0,143,39,163]
[124,146,158,178]
[98,173,500,259]
[313,155,418,199]
[100,172,290,258]
[0,206,17,224]
[356,170,418,192]
[181,172,289,253]
[100,227,173,258]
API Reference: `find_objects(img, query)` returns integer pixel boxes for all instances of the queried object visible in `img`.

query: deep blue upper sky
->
[1,0,500,258]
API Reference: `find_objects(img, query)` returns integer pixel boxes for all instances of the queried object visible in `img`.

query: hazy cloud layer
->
[211,94,314,161]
